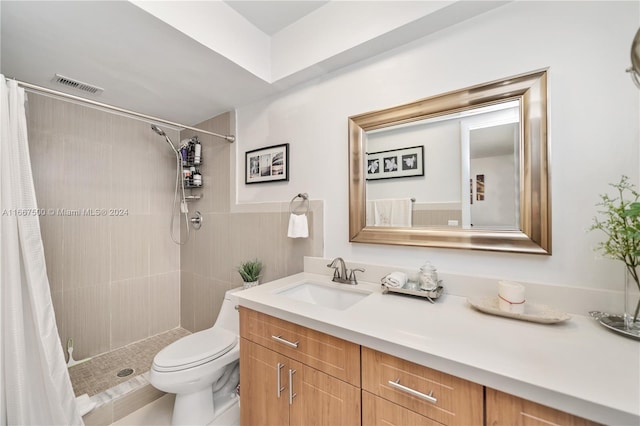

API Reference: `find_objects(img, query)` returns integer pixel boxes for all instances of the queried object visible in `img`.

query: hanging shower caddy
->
[181,136,203,200]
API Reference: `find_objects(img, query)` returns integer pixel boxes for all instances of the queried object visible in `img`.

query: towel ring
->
[290,193,310,215]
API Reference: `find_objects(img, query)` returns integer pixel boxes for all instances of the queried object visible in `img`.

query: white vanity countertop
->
[236,273,640,425]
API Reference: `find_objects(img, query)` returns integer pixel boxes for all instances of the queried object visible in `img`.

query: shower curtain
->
[0,76,82,425]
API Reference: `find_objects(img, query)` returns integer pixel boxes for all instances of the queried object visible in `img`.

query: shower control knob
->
[190,211,203,230]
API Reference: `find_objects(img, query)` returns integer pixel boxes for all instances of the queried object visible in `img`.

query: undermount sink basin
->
[276,282,371,310]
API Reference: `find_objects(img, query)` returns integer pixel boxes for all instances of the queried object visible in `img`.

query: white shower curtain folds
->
[0,76,82,425]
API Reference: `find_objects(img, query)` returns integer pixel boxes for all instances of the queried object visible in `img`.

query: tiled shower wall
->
[27,93,324,357]
[27,93,181,360]
[179,115,323,332]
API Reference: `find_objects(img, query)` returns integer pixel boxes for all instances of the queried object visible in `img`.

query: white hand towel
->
[389,198,412,227]
[382,271,407,288]
[372,199,412,227]
[287,213,309,238]
[75,393,96,417]
[498,280,526,314]
[374,200,392,226]
[366,200,374,226]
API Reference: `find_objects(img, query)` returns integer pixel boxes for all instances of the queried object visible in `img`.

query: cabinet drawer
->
[486,388,602,426]
[239,307,360,386]
[362,347,483,425]
[362,391,441,426]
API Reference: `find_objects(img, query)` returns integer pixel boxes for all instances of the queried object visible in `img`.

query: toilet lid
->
[153,328,237,372]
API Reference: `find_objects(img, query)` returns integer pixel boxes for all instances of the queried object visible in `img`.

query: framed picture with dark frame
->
[476,174,485,201]
[245,143,289,184]
[366,145,424,180]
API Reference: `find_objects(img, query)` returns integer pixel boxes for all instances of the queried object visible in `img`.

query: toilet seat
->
[153,328,237,372]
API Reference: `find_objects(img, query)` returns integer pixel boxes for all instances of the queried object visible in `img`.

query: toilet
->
[150,288,241,426]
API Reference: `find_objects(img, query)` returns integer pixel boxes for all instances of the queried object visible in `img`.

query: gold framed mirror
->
[348,69,550,254]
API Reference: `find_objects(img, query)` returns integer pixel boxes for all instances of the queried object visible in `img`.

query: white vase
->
[624,266,640,331]
[243,280,259,290]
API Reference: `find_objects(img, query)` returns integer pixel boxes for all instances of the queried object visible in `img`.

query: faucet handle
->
[328,266,340,280]
[348,268,365,284]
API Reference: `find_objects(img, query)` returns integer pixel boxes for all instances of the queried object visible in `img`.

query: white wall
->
[235,1,640,293]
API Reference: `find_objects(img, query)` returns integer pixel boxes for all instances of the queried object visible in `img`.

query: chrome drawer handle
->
[271,335,299,348]
[388,378,437,404]
[289,369,297,405]
[276,362,285,398]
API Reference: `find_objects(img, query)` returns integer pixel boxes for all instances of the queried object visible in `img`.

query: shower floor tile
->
[68,328,190,397]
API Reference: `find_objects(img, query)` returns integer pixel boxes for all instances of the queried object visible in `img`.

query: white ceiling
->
[470,123,518,159]
[224,1,328,35]
[0,1,509,127]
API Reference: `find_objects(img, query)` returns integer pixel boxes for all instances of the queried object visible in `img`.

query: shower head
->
[151,124,179,155]
[151,124,166,137]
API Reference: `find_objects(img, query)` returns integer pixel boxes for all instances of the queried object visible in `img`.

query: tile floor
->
[70,327,241,425]
[69,328,190,397]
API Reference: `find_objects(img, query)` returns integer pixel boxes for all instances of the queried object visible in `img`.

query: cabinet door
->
[362,391,442,426]
[486,388,602,426]
[289,360,361,426]
[240,338,290,426]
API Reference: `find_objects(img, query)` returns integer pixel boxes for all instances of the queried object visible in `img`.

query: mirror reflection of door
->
[469,123,519,229]
[460,102,520,230]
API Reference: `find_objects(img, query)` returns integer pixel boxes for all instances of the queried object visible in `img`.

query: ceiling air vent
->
[51,74,104,95]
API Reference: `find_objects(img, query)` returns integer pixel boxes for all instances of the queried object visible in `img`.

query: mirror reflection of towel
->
[368,199,412,227]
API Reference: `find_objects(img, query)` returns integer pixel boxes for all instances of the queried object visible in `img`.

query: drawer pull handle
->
[276,362,285,398]
[388,378,437,404]
[289,369,297,405]
[272,335,299,348]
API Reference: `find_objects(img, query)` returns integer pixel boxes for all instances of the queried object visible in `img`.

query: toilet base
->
[208,396,239,426]
[172,386,215,426]
[171,387,239,426]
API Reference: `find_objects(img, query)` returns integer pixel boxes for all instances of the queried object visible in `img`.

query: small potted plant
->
[590,175,640,331]
[238,259,262,289]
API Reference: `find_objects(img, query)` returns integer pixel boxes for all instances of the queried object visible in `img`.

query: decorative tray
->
[589,311,640,340]
[382,282,444,303]
[467,297,571,324]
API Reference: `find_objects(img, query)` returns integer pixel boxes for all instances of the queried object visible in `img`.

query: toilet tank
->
[214,287,242,334]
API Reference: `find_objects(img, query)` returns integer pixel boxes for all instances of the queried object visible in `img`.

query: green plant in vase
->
[590,175,640,328]
[238,259,262,289]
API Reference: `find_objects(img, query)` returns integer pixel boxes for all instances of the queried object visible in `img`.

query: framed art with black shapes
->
[245,143,289,184]
[366,145,424,180]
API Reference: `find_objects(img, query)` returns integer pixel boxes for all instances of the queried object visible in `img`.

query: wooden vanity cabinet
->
[239,307,603,426]
[239,308,361,426]
[486,388,602,426]
[361,347,483,425]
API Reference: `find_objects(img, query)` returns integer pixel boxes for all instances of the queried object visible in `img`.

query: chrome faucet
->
[327,257,348,282]
[326,257,365,285]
